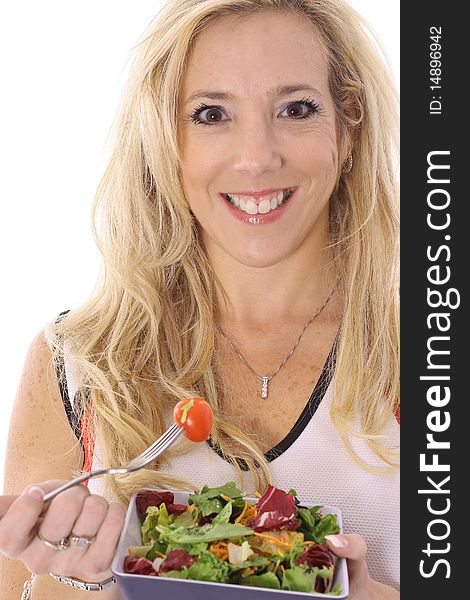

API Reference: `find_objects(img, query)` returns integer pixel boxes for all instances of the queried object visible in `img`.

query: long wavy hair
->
[45,0,399,504]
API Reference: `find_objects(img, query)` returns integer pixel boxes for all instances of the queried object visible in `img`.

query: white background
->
[0,1,399,490]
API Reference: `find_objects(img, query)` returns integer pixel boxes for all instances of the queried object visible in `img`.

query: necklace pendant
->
[261,376,270,399]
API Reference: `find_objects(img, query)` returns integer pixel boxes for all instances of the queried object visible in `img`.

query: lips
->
[222,187,295,215]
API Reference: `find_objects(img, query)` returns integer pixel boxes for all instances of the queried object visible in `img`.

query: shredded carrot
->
[303,540,316,545]
[272,558,282,574]
[255,491,262,498]
[220,494,235,503]
[209,541,229,561]
[235,502,257,525]
[268,558,282,572]
[253,532,292,549]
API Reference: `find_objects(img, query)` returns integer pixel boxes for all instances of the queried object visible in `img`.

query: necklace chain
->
[218,281,338,398]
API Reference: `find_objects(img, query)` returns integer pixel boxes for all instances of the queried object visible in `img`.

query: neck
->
[208,237,338,329]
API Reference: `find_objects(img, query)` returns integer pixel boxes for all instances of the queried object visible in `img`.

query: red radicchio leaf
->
[315,576,332,594]
[166,503,188,515]
[248,485,300,532]
[296,544,335,593]
[159,549,194,573]
[296,543,335,569]
[123,555,158,576]
[136,490,175,517]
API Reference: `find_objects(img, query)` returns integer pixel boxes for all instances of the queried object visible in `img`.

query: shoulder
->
[3,331,83,495]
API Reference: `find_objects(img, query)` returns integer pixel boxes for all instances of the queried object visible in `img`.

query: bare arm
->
[0,332,125,600]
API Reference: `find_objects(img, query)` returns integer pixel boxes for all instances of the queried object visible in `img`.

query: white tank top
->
[65,364,399,590]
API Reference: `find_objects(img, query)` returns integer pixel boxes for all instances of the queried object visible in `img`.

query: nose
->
[232,113,282,177]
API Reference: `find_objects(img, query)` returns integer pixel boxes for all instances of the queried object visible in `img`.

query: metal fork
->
[43,423,184,502]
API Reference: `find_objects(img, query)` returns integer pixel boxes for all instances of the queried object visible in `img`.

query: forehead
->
[181,11,330,100]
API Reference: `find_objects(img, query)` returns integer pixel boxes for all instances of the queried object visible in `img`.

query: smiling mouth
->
[222,188,295,215]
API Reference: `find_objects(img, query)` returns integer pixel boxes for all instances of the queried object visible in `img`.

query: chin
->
[230,248,290,269]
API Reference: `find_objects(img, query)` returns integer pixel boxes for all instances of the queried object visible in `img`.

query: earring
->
[344,152,353,173]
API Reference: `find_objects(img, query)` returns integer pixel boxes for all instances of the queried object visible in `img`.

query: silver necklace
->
[218,282,338,399]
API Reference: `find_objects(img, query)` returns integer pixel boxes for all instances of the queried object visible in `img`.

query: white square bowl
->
[112,490,349,599]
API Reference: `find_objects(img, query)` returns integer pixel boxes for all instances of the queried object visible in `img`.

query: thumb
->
[325,534,369,585]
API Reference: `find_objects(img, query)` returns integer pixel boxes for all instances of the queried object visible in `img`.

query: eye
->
[279,98,320,120]
[189,104,229,127]
[187,97,321,127]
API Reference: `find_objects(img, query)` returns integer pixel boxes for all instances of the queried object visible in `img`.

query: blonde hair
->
[45,0,399,504]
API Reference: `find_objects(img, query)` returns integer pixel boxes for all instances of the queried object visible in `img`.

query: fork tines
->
[126,423,183,469]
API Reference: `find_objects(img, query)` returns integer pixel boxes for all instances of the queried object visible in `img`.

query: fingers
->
[0,485,48,557]
[69,494,109,542]
[325,533,370,589]
[38,484,90,545]
[0,495,19,519]
[49,494,108,576]
[22,484,90,573]
[71,501,126,581]
[325,533,367,560]
[0,480,125,582]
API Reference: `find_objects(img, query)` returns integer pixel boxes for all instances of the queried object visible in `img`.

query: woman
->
[0,0,399,598]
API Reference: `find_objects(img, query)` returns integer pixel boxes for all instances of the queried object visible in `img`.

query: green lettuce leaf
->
[127,544,153,557]
[172,508,199,528]
[156,522,253,545]
[282,565,314,592]
[284,541,310,568]
[159,569,189,579]
[212,501,232,524]
[141,506,160,544]
[313,514,340,544]
[188,482,245,516]
[241,572,281,589]
[146,539,168,560]
[227,553,271,574]
[327,582,343,595]
[186,551,230,582]
[140,503,174,544]
[297,507,340,544]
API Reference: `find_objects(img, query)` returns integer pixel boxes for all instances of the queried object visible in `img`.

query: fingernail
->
[26,486,45,502]
[325,534,349,548]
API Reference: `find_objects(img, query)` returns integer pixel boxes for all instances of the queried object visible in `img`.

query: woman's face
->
[179,11,339,269]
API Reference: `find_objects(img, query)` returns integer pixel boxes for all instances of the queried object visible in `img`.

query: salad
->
[124,482,342,595]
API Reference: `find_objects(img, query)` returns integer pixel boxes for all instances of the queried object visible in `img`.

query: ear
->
[339,92,363,160]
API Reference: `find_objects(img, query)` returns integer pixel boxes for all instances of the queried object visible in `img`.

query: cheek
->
[181,133,226,196]
[303,139,339,195]
[304,133,337,169]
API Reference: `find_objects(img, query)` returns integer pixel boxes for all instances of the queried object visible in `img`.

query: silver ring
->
[68,533,96,549]
[36,530,69,551]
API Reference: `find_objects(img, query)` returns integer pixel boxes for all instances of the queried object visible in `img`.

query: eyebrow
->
[183,84,322,105]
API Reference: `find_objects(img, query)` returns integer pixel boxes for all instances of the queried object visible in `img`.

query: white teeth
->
[245,200,257,214]
[258,199,271,214]
[225,188,293,215]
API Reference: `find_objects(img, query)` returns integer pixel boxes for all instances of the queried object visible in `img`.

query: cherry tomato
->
[173,397,213,442]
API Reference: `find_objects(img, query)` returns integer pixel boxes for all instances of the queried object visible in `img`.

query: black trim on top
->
[54,311,84,446]
[54,312,336,474]
[206,340,337,471]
